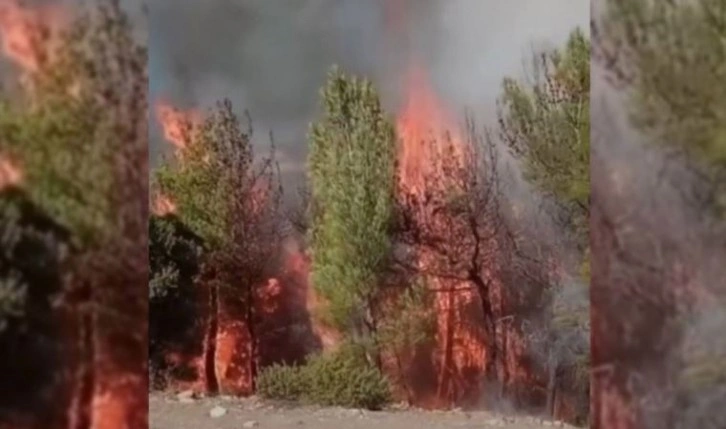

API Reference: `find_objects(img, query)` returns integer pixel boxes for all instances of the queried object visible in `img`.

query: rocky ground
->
[149,391,577,429]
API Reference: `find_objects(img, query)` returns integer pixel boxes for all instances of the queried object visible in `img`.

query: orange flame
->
[396,64,463,194]
[0,154,22,189]
[152,193,176,216]
[0,0,63,74]
[394,56,492,407]
[155,101,201,152]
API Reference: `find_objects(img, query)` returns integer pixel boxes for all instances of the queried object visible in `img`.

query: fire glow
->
[0,154,22,189]
[396,64,464,195]
[0,0,63,74]
[155,102,201,152]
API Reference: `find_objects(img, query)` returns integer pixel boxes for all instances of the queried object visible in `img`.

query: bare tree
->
[393,118,509,390]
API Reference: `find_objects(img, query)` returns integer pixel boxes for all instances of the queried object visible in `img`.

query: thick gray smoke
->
[149,0,587,171]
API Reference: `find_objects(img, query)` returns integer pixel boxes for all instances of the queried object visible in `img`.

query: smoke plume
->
[149,0,588,171]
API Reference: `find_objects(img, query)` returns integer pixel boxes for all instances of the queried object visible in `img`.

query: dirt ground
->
[149,392,575,429]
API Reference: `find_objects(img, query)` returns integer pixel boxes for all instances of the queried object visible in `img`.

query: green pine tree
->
[498,27,590,257]
[308,67,397,351]
[597,0,726,217]
[497,28,591,422]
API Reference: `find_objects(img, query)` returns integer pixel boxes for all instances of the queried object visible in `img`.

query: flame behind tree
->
[0,0,147,428]
[155,99,283,394]
[0,155,22,189]
[155,102,201,153]
[0,0,63,75]
[396,64,464,195]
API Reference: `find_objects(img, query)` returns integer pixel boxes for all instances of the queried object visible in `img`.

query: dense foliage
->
[308,67,397,344]
[596,0,726,217]
[257,343,391,410]
[497,28,590,423]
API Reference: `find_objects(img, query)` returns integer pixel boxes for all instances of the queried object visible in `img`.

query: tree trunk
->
[499,319,509,400]
[245,285,258,393]
[437,289,456,405]
[470,273,497,382]
[69,281,94,429]
[203,282,219,394]
[546,361,559,418]
[363,302,382,370]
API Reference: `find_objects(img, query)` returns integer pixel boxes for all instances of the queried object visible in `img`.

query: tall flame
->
[152,193,176,216]
[396,64,464,195]
[0,154,22,189]
[0,0,63,74]
[155,101,200,152]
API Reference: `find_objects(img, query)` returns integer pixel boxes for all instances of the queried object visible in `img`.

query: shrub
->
[256,363,308,401]
[257,343,391,410]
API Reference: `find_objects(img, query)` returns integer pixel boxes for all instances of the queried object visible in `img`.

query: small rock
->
[242,421,259,428]
[484,417,505,427]
[209,405,227,418]
[391,402,409,410]
[176,390,196,404]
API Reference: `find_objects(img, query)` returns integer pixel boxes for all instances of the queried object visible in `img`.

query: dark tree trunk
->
[470,273,497,382]
[69,280,94,429]
[245,285,258,392]
[546,361,559,418]
[203,282,219,394]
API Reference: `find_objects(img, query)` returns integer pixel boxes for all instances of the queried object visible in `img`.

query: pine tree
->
[595,0,726,217]
[498,28,590,256]
[497,28,591,421]
[155,99,283,393]
[308,67,396,357]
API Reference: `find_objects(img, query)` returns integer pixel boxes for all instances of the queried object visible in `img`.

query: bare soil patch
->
[149,392,576,429]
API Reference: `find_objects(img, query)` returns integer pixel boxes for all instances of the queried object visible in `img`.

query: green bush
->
[257,344,391,410]
[256,363,308,401]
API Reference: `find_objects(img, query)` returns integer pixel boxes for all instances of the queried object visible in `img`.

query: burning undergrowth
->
[148,1,589,425]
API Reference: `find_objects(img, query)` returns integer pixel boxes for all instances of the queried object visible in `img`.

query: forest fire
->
[393,60,492,407]
[387,2,496,404]
[146,2,585,422]
[153,103,326,395]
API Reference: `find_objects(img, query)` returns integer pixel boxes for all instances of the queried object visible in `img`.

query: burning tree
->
[0,1,147,428]
[155,99,283,394]
[393,118,507,402]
